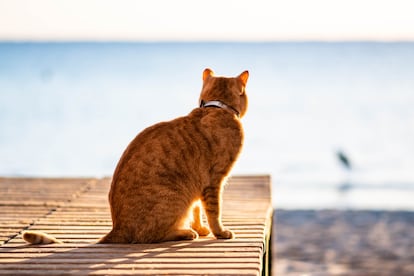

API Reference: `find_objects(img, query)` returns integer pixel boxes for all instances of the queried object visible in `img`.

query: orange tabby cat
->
[23,68,249,244]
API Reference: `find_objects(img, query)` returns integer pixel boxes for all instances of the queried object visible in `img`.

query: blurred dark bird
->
[336,150,351,170]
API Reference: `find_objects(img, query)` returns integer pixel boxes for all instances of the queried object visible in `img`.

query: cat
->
[23,68,249,244]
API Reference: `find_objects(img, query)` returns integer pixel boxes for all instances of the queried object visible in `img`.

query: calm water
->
[1,42,414,210]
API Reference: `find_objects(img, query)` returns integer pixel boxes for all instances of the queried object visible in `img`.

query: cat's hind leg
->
[191,204,210,236]
[98,229,130,244]
[163,228,198,242]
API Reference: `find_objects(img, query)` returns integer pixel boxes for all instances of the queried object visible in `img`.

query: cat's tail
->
[22,231,63,244]
[23,230,124,244]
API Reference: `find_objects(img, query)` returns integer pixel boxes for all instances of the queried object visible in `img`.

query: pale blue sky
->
[0,0,414,41]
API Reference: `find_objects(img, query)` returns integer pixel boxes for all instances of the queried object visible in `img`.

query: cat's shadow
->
[8,237,256,273]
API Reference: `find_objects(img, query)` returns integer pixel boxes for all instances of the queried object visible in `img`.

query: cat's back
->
[114,108,242,179]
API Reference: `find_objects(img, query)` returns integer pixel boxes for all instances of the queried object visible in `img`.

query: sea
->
[1,42,414,210]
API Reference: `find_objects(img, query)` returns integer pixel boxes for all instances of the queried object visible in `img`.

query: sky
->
[0,0,414,41]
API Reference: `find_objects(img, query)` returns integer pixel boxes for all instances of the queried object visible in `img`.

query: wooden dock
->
[0,175,272,275]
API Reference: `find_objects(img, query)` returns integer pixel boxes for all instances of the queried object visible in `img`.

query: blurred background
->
[1,0,414,210]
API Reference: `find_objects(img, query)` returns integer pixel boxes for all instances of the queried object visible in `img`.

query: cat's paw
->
[214,229,235,239]
[165,229,199,241]
[180,229,199,240]
[194,226,211,237]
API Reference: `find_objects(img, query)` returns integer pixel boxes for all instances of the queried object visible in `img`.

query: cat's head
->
[199,68,249,118]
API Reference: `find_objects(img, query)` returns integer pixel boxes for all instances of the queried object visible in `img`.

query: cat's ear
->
[203,68,214,81]
[238,70,249,86]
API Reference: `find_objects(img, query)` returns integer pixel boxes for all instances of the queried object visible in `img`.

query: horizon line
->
[1,38,414,43]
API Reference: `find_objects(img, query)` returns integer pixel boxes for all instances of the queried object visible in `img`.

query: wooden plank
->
[0,269,259,275]
[0,175,272,276]
[0,178,96,245]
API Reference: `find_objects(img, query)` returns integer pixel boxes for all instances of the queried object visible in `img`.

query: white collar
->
[200,100,240,117]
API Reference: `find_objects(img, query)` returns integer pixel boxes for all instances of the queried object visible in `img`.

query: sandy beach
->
[273,210,414,275]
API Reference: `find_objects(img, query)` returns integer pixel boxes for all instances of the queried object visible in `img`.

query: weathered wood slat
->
[0,269,259,275]
[0,175,272,276]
